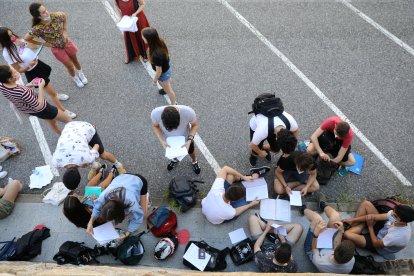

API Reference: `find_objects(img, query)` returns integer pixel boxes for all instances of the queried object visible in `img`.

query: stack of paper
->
[92,222,120,245]
[228,228,247,244]
[183,243,211,271]
[289,191,302,206]
[317,228,338,249]
[165,136,188,161]
[116,16,138,32]
[260,199,291,222]
[29,165,54,189]
[242,178,269,201]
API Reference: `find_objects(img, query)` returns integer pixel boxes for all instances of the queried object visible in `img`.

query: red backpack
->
[147,207,177,237]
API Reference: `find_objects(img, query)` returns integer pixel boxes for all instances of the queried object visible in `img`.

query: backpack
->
[229,238,255,265]
[351,254,386,275]
[169,176,203,212]
[53,241,99,265]
[10,227,50,261]
[183,240,229,271]
[315,155,338,185]
[147,207,177,237]
[114,232,145,265]
[248,93,284,118]
[0,238,16,261]
[372,197,401,232]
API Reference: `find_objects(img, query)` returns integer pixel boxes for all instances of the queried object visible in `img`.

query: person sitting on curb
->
[343,200,414,260]
[274,129,319,197]
[248,214,303,273]
[302,194,355,274]
[307,116,356,167]
[201,165,270,224]
[52,121,126,190]
[0,179,22,219]
[151,105,201,174]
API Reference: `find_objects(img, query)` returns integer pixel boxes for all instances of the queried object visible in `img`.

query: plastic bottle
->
[338,166,349,176]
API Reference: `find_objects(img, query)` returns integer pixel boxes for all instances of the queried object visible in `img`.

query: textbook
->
[347,152,365,175]
[84,186,102,206]
[260,199,291,222]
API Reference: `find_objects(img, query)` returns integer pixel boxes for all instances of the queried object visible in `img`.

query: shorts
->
[25,60,52,87]
[88,131,105,155]
[249,128,279,153]
[51,39,78,64]
[283,170,310,184]
[317,131,351,162]
[304,228,314,260]
[159,67,172,83]
[0,198,15,219]
[362,234,378,253]
[30,102,58,120]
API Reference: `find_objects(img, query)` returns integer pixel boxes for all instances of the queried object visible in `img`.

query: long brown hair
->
[101,187,133,224]
[0,27,23,64]
[141,27,169,63]
[29,2,43,27]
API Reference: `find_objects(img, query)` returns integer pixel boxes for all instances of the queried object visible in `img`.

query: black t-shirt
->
[277,151,317,172]
[254,243,297,273]
[127,173,148,195]
[151,50,170,73]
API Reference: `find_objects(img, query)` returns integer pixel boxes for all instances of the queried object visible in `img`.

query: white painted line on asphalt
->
[102,0,222,174]
[339,0,414,58]
[218,0,412,186]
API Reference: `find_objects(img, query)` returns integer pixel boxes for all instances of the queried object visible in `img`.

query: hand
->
[300,187,308,196]
[38,78,45,88]
[29,59,38,67]
[258,150,268,158]
[314,221,326,236]
[62,31,68,42]
[160,140,170,149]
[242,175,255,181]
[250,197,260,206]
[342,217,353,224]
[366,215,376,227]
[116,234,127,242]
[319,152,330,161]
[264,223,272,233]
[182,140,191,150]
[285,186,292,195]
[333,220,343,230]
[86,222,94,235]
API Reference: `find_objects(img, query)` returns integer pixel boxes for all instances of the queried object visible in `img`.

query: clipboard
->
[34,45,43,59]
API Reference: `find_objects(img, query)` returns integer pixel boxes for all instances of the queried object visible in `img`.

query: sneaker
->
[249,154,258,166]
[111,165,119,177]
[73,76,84,88]
[78,72,88,85]
[167,160,178,171]
[316,192,327,213]
[265,150,271,162]
[192,161,201,174]
[87,162,101,180]
[57,93,69,101]
[299,204,307,216]
[64,109,77,119]
[250,166,271,178]
[0,171,7,179]
[116,166,127,174]
[158,89,166,95]
[97,164,107,179]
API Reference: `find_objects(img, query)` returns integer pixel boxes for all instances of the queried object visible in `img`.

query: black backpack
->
[183,240,229,271]
[372,197,401,232]
[113,232,145,265]
[351,254,386,275]
[229,238,255,265]
[53,241,99,265]
[10,227,50,261]
[315,156,338,185]
[248,93,284,118]
[169,176,203,212]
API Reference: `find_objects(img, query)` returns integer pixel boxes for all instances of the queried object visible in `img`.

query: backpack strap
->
[267,117,275,139]
[277,113,291,130]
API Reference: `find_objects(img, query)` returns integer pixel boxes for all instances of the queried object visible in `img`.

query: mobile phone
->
[198,248,205,259]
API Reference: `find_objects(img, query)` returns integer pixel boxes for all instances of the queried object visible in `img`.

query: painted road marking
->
[218,0,412,186]
[102,0,222,174]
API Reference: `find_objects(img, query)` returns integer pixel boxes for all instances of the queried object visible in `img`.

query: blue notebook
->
[347,153,365,175]
[84,186,102,207]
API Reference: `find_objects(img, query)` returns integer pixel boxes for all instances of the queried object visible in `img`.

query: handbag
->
[42,182,71,205]
[117,16,138,32]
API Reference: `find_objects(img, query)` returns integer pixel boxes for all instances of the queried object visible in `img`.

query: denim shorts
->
[304,228,314,260]
[159,67,172,82]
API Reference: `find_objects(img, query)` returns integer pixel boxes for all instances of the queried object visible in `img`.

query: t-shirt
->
[52,121,98,168]
[151,50,170,73]
[92,174,146,233]
[0,83,45,113]
[277,151,317,172]
[29,13,67,48]
[3,44,37,71]
[375,220,411,259]
[320,116,353,148]
[151,105,196,138]
[201,178,236,224]
[254,243,297,273]
[249,112,298,145]
[312,249,355,274]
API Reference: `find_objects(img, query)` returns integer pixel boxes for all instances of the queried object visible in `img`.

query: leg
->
[306,143,318,155]
[98,172,114,190]
[87,171,104,187]
[44,84,66,111]
[291,180,320,193]
[68,54,82,70]
[343,232,367,248]
[46,119,62,135]
[325,206,342,228]
[61,59,76,77]
[248,215,266,237]
[340,152,356,167]
[54,109,72,123]
[304,208,324,231]
[283,223,303,245]
[99,151,117,163]
[159,80,176,105]
[2,180,22,203]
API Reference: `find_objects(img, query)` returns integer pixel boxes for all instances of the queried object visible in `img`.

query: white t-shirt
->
[151,105,196,138]
[249,112,298,145]
[52,121,99,168]
[2,42,37,71]
[375,219,411,259]
[201,178,236,224]
[312,249,355,274]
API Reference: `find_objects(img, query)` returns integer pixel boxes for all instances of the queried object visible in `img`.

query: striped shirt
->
[0,83,45,114]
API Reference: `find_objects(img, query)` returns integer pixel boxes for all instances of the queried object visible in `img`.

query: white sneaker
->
[57,93,69,101]
[64,109,77,119]
[0,171,7,179]
[78,72,88,85]
[73,76,84,88]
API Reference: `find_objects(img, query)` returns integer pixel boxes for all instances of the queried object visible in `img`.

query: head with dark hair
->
[0,27,23,64]
[141,27,169,63]
[394,205,414,223]
[63,195,91,229]
[62,167,81,190]
[161,106,180,131]
[224,185,245,202]
[29,3,49,27]
[0,65,13,84]
[334,240,355,264]
[294,152,314,172]
[275,243,292,264]
[100,187,132,224]
[277,129,297,154]
[335,121,350,138]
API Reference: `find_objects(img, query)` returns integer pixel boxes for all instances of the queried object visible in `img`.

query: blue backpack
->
[0,238,16,261]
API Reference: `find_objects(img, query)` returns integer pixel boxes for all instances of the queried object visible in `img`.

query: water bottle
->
[338,166,349,177]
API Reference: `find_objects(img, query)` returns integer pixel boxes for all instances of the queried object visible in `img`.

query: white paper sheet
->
[289,191,302,206]
[92,222,120,245]
[183,243,211,271]
[242,178,269,201]
[29,165,54,189]
[317,228,338,249]
[271,224,287,236]
[228,228,247,244]
[260,199,291,222]
[165,136,188,159]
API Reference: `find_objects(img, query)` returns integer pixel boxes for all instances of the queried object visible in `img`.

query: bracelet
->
[188,135,194,141]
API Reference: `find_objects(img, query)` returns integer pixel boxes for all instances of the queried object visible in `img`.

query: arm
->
[249,142,268,158]
[235,200,259,216]
[367,217,385,248]
[60,12,68,42]
[332,146,347,164]
[254,224,272,253]
[132,0,146,16]
[311,221,326,253]
[275,166,292,194]
[332,221,345,249]
[310,128,329,160]
[140,193,148,220]
[36,80,46,110]
[151,122,169,149]
[183,119,199,150]
[24,33,52,47]
[153,66,162,84]
[301,169,317,196]
[113,0,122,17]
[343,213,388,224]
[216,165,250,183]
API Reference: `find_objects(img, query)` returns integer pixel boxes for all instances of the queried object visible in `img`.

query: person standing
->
[25,3,88,88]
[142,27,176,104]
[0,27,76,118]
[114,0,150,64]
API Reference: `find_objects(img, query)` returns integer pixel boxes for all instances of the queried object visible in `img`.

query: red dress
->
[117,0,150,62]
